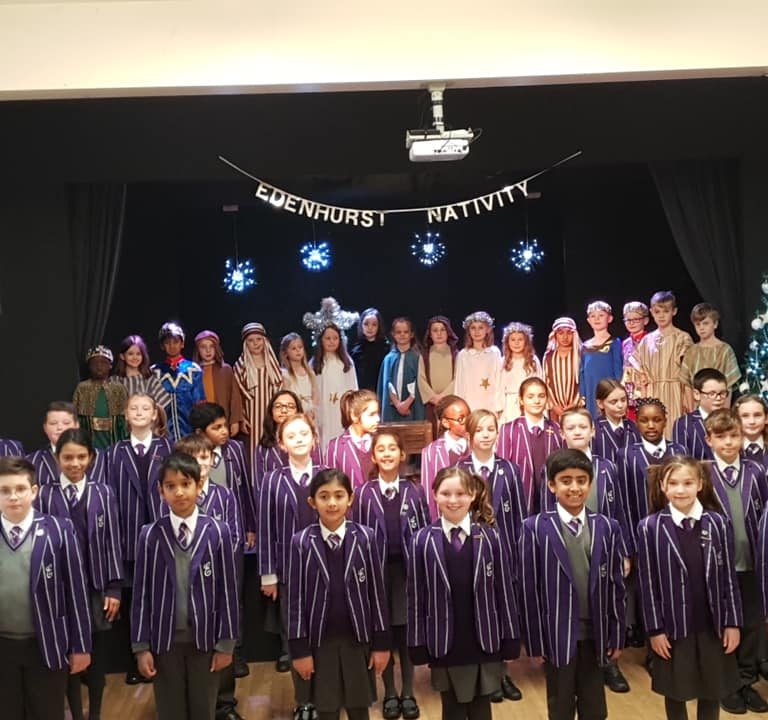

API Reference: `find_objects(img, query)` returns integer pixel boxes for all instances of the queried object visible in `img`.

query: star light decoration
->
[300,241,332,272]
[411,231,446,267]
[510,238,544,273]
[302,297,359,346]
[223,258,256,294]
[740,274,768,400]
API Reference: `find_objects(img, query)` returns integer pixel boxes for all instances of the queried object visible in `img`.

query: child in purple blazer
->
[420,394,470,519]
[38,429,123,720]
[354,429,430,720]
[672,368,728,461]
[638,456,740,720]
[132,452,239,720]
[288,468,391,720]
[519,449,625,720]
[497,377,564,515]
[326,389,381,490]
[734,394,768,470]
[458,408,527,704]
[0,456,92,720]
[704,410,768,714]
[408,467,520,720]
[259,413,324,717]
[591,379,640,464]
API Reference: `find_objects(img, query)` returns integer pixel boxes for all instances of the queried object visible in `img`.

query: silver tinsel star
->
[302,297,359,345]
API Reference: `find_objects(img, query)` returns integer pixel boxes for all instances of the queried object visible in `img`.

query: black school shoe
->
[759,659,768,681]
[742,686,768,713]
[603,663,630,693]
[401,696,420,720]
[490,689,504,703]
[293,704,318,720]
[383,696,402,719]
[275,655,291,673]
[721,691,747,715]
[501,674,523,700]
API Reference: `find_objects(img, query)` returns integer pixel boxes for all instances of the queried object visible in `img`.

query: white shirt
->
[378,477,400,497]
[642,438,667,457]
[130,433,152,454]
[669,498,703,528]
[556,502,587,534]
[606,418,623,432]
[744,437,765,450]
[2,507,35,538]
[199,479,211,502]
[289,461,313,485]
[699,408,710,420]
[212,447,224,468]
[59,474,87,503]
[320,520,347,544]
[443,433,467,455]
[169,507,199,543]
[471,453,494,477]
[715,456,741,475]
[441,513,471,543]
[525,416,545,433]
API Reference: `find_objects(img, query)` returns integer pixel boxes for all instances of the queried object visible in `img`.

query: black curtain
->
[70,184,127,369]
[650,160,743,350]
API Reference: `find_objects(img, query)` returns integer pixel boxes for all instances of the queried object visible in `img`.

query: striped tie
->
[723,466,738,487]
[480,466,490,482]
[197,490,206,507]
[682,517,695,532]
[300,473,310,488]
[450,527,464,552]
[566,518,582,537]
[615,426,625,441]
[327,533,341,551]
[384,485,396,500]
[66,485,78,507]
[532,426,542,437]
[135,443,145,457]
[178,522,190,548]
[747,443,760,457]
[9,525,22,548]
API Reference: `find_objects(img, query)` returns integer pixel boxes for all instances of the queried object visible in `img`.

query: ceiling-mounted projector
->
[405,85,476,162]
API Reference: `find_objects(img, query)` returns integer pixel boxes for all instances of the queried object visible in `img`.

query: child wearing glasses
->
[672,369,729,461]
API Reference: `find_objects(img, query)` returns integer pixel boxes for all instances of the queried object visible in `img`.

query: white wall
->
[1,0,767,99]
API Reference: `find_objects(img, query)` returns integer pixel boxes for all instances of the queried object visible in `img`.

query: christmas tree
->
[740,273,768,400]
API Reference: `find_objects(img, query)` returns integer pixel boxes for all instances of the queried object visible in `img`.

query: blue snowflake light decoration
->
[300,241,332,272]
[223,258,256,294]
[411,232,446,267]
[510,238,544,273]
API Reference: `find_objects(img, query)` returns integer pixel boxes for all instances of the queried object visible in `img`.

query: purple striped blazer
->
[107,437,172,562]
[287,521,390,657]
[519,510,626,668]
[28,446,107,486]
[707,459,768,557]
[672,410,712,461]
[541,455,634,557]
[754,504,768,616]
[0,512,92,669]
[219,439,257,538]
[420,437,468,519]
[254,443,323,488]
[591,417,641,465]
[407,521,519,659]
[352,479,430,565]
[35,481,124,593]
[617,442,686,552]
[257,465,326,582]
[131,514,239,654]
[0,438,25,457]
[637,509,741,639]
[456,457,527,574]
[326,430,373,489]
[497,417,564,515]
[743,445,768,472]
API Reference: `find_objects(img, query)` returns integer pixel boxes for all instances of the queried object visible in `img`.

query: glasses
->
[273,403,298,412]
[700,390,728,400]
[623,316,646,324]
[443,415,467,425]
[0,486,32,498]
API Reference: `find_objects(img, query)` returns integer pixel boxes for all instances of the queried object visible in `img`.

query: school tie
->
[723,466,738,487]
[9,525,22,548]
[747,443,761,457]
[178,522,190,548]
[300,473,310,487]
[135,443,145,457]
[197,490,206,507]
[653,447,664,459]
[327,533,342,552]
[450,527,464,552]
[615,426,625,442]
[566,518,582,537]
[681,517,696,532]
[384,485,397,500]
[480,466,490,482]
[532,426,542,438]
[359,435,371,453]
[212,453,222,469]
[65,484,78,507]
